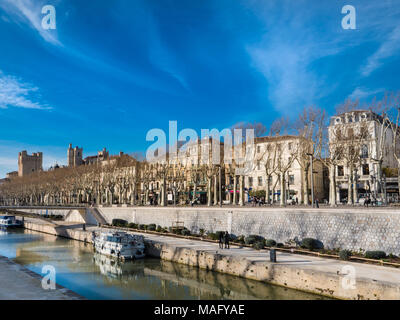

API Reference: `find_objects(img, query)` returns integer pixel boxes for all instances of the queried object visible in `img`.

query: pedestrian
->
[295,197,298,205]
[219,231,224,249]
[315,198,319,208]
[224,231,230,249]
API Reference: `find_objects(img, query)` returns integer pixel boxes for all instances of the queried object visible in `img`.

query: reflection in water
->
[0,229,328,300]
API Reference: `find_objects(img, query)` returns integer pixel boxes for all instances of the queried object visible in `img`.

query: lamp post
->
[307,153,314,207]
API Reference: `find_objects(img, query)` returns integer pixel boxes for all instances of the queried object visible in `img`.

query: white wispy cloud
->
[147,16,190,92]
[361,26,400,77]
[0,0,61,46]
[245,3,342,116]
[349,87,384,100]
[0,71,51,110]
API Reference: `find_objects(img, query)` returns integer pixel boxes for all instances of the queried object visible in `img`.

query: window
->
[361,145,368,158]
[268,176,272,183]
[338,166,344,176]
[257,145,261,153]
[258,176,263,186]
[288,142,292,150]
[257,161,261,170]
[289,175,295,185]
[248,177,253,187]
[347,128,354,138]
[362,164,369,175]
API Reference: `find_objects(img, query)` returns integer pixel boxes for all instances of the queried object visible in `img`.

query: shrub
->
[112,219,128,227]
[128,223,138,229]
[236,235,245,244]
[156,225,162,232]
[265,239,277,247]
[339,249,352,261]
[229,234,238,242]
[276,243,284,248]
[365,251,386,260]
[207,233,219,241]
[147,224,156,231]
[300,238,324,250]
[138,224,146,230]
[253,241,264,250]
[175,228,183,235]
[245,235,265,245]
[182,229,191,236]
[199,228,205,236]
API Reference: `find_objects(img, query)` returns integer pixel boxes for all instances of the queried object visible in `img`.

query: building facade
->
[328,110,399,203]
[244,135,325,204]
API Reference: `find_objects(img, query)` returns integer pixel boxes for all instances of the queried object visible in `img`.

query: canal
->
[0,229,328,300]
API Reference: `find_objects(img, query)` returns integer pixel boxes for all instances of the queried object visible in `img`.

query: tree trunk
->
[233,176,237,205]
[353,169,358,204]
[303,168,309,205]
[214,175,218,205]
[239,175,244,206]
[265,175,271,204]
[207,178,212,206]
[329,164,337,207]
[347,169,353,205]
[280,173,286,206]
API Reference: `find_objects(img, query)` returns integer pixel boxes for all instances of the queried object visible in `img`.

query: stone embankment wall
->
[12,206,400,255]
[97,207,400,255]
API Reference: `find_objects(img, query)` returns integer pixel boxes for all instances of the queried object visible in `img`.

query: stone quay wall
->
[97,207,400,255]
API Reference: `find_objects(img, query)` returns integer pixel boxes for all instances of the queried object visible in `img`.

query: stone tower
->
[67,144,83,167]
[18,151,43,177]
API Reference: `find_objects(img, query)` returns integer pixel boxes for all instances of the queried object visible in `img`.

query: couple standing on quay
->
[218,231,230,249]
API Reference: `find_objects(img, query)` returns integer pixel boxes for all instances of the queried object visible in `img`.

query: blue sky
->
[0,0,400,177]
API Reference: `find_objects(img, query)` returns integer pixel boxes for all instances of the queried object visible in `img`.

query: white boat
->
[0,215,23,230]
[92,231,145,260]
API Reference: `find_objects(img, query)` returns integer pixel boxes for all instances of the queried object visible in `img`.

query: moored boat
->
[92,231,145,260]
[0,215,23,230]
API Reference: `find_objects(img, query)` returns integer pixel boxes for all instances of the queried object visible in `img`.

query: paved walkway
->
[101,229,400,286]
[0,255,82,300]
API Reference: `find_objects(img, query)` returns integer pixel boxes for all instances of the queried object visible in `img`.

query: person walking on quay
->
[224,231,230,249]
[315,198,319,208]
[219,231,225,249]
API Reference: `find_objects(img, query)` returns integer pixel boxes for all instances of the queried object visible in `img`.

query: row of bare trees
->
[2,93,400,207]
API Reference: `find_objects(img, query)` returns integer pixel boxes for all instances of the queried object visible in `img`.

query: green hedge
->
[300,238,324,250]
[365,251,386,259]
[128,223,138,229]
[252,241,264,250]
[112,219,128,227]
[265,239,276,247]
[339,249,352,261]
[245,235,265,245]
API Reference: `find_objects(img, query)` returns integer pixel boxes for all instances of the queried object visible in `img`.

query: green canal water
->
[0,229,328,300]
